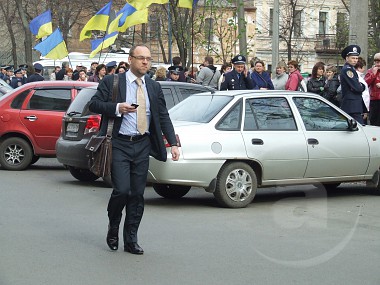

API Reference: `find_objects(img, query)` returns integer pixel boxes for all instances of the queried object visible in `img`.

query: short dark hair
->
[95,64,106,74]
[287,60,299,70]
[172,56,182,65]
[204,56,213,65]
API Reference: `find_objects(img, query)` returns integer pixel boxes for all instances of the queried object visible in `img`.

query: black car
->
[56,81,214,184]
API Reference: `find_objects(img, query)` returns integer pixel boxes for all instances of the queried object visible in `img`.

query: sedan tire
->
[214,162,257,208]
[68,166,99,182]
[0,137,33,170]
[153,184,191,199]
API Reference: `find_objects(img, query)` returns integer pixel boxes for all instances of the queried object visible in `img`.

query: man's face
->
[374,58,380,68]
[234,63,245,73]
[346,55,359,66]
[170,72,179,81]
[129,46,151,77]
[15,72,23,78]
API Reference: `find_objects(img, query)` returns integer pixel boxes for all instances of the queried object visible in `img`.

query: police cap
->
[168,66,183,74]
[231,55,246,65]
[19,64,28,70]
[5,66,13,71]
[106,61,117,68]
[341,45,361,59]
[14,68,22,74]
[33,63,43,71]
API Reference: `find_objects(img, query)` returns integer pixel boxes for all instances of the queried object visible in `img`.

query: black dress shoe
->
[124,242,144,255]
[106,225,119,251]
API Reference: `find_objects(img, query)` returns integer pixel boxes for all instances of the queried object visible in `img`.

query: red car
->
[0,80,96,170]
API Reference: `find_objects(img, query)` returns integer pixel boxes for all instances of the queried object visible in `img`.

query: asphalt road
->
[1,158,380,285]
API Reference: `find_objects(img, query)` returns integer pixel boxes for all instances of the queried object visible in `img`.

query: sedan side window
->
[27,89,71,111]
[162,88,175,109]
[216,100,242,130]
[293,97,348,131]
[244,97,297,130]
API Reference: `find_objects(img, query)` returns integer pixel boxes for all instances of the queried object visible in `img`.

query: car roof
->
[79,80,215,92]
[198,89,319,98]
[19,80,98,89]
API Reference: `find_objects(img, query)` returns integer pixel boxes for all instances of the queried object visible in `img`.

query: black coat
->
[307,76,326,96]
[220,69,254,90]
[26,73,45,83]
[89,73,177,162]
[323,74,340,106]
[340,63,365,114]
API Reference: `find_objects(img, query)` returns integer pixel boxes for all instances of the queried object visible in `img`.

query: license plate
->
[66,123,79,133]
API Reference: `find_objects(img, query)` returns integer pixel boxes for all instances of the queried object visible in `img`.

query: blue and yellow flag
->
[107,3,137,34]
[29,10,53,39]
[89,32,119,58]
[178,0,199,9]
[34,28,68,60]
[118,8,149,33]
[128,0,168,10]
[80,1,112,41]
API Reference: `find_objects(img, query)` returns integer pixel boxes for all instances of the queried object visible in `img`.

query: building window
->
[293,10,302,37]
[319,12,327,35]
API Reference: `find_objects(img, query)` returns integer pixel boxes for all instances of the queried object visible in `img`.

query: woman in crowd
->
[154,66,167,81]
[323,65,340,106]
[307,62,325,96]
[272,62,289,90]
[285,60,304,91]
[64,68,73,81]
[250,60,274,90]
[77,69,88,81]
[218,63,232,90]
[88,64,106,82]
[355,57,370,124]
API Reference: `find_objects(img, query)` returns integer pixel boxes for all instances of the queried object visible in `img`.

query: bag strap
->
[106,74,119,137]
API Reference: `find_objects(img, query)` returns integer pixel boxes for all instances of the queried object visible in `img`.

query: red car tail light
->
[163,134,181,148]
[84,115,101,134]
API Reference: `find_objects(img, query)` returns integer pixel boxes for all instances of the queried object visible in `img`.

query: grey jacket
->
[196,66,221,89]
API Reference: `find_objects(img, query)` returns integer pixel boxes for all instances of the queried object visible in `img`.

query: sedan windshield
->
[169,95,233,123]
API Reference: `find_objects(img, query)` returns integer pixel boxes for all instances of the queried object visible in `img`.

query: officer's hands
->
[171,146,180,161]
[119,102,137,114]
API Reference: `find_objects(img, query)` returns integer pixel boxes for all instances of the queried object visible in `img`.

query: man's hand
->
[119,102,138,114]
[171,146,180,161]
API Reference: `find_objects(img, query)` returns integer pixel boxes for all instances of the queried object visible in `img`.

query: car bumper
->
[56,137,90,169]
[147,156,225,188]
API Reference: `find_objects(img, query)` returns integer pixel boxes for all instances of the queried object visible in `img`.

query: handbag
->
[85,74,119,178]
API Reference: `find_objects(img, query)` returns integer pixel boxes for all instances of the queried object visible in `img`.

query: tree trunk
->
[15,0,33,73]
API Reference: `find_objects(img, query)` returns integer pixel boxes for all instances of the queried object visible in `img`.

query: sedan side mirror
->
[348,119,358,131]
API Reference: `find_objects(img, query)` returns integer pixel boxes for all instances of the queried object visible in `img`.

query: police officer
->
[26,63,45,83]
[0,65,7,80]
[106,61,117,75]
[340,45,366,124]
[10,68,26,88]
[220,55,253,90]
[3,66,14,85]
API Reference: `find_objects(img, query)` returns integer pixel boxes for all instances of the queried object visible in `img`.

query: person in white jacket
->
[355,57,370,124]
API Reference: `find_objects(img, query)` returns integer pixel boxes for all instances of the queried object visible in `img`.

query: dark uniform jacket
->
[307,76,326,96]
[89,73,177,162]
[340,62,366,114]
[220,69,254,90]
[26,73,45,83]
[10,77,26,88]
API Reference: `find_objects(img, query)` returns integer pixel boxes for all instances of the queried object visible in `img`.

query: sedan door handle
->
[251,138,264,145]
[307,138,319,145]
[24,115,38,121]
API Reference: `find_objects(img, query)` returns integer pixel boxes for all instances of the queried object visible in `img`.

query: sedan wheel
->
[0,137,33,170]
[153,184,191,199]
[214,162,257,208]
[68,166,99,182]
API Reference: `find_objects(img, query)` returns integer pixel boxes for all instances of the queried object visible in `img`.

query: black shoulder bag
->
[85,74,119,178]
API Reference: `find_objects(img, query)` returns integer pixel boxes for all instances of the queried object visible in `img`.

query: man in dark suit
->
[340,45,366,124]
[89,45,180,255]
[26,63,45,83]
[220,55,253,90]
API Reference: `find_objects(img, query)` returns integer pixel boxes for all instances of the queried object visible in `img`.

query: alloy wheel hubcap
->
[225,169,252,202]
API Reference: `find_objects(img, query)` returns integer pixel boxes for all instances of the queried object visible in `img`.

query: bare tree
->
[0,1,19,66]
[368,0,380,60]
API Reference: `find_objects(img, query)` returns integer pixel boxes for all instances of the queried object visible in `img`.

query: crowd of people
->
[1,46,379,125]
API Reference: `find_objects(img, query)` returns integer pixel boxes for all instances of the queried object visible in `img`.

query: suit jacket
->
[220,69,254,90]
[340,63,365,114]
[89,73,177,162]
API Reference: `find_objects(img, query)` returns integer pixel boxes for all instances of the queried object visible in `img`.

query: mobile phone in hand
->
[131,103,139,108]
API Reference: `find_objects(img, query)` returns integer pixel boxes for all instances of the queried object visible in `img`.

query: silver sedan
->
[148,91,380,208]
